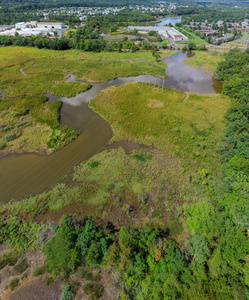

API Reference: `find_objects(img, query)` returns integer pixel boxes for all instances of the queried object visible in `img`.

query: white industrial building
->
[127,26,188,41]
[0,21,65,37]
[37,22,65,30]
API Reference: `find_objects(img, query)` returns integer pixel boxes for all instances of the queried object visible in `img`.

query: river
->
[0,51,222,202]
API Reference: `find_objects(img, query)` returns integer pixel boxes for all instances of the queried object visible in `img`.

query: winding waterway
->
[0,51,222,202]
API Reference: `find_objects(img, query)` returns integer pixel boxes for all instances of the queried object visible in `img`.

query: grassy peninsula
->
[182,51,225,75]
[90,82,229,173]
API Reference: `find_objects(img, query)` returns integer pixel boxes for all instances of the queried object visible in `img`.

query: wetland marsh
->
[0,48,225,201]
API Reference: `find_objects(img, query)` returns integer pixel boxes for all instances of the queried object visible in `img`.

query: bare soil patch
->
[147,99,164,108]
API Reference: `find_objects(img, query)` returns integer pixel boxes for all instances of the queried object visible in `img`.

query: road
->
[239,38,249,44]
[171,43,248,51]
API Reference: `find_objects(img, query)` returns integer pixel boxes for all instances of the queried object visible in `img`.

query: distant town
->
[184,18,249,44]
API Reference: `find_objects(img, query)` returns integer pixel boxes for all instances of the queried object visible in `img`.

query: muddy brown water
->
[0,51,222,202]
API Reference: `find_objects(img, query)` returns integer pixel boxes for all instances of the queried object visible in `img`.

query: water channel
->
[0,51,222,202]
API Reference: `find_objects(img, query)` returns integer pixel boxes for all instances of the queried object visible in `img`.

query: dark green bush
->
[60,285,75,300]
[90,161,99,168]
[32,266,46,277]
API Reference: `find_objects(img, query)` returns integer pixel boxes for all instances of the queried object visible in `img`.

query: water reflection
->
[155,16,182,26]
[163,51,222,93]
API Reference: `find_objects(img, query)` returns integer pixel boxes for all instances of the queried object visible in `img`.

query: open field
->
[63,28,77,37]
[0,47,172,156]
[182,51,224,75]
[90,82,230,174]
[0,47,170,83]
[103,34,137,42]
[159,50,177,59]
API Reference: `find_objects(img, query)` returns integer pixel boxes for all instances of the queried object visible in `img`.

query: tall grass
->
[90,82,230,174]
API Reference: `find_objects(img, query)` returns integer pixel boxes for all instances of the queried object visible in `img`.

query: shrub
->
[45,216,81,276]
[79,267,93,280]
[0,143,6,150]
[60,285,75,300]
[14,259,28,273]
[46,277,54,286]
[4,130,22,142]
[32,266,46,277]
[83,284,104,300]
[90,161,99,168]
[9,278,19,290]
[0,252,20,270]
[138,193,148,204]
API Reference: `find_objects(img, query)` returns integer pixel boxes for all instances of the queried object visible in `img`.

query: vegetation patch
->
[147,99,164,108]
[14,259,29,273]
[50,81,92,97]
[174,26,208,45]
[0,96,78,156]
[83,283,104,300]
[1,148,180,226]
[90,82,230,174]
[183,50,224,75]
[9,278,19,290]
[32,266,46,277]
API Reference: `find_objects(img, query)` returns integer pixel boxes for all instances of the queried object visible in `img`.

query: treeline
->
[86,10,157,28]
[216,48,249,227]
[0,35,73,50]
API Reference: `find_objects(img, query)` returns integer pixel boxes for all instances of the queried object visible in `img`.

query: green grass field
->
[0,47,169,84]
[183,51,224,75]
[90,82,230,174]
[174,26,208,46]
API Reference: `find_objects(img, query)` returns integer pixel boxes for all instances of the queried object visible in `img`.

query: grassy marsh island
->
[90,82,230,173]
[182,51,225,75]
